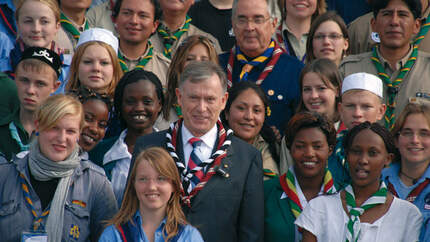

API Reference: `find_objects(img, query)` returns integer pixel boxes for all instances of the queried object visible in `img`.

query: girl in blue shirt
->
[99,147,204,242]
[382,100,430,241]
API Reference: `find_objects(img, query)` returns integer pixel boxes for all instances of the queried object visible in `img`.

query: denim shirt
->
[382,163,430,242]
[0,155,118,241]
[99,211,204,242]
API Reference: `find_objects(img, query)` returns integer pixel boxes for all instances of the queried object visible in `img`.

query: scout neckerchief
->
[157,15,191,58]
[279,167,336,219]
[0,4,16,37]
[60,12,89,41]
[335,130,348,168]
[345,182,388,242]
[414,13,430,46]
[118,42,153,72]
[371,45,418,130]
[19,173,50,231]
[226,39,282,88]
[387,178,430,203]
[173,104,183,119]
[263,169,277,178]
[9,122,29,152]
[165,119,233,207]
[275,24,306,62]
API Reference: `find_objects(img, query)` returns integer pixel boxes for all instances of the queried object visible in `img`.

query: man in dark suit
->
[130,61,264,242]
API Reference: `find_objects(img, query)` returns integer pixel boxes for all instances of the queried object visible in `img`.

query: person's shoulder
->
[348,11,373,28]
[135,130,168,149]
[264,176,282,193]
[79,159,108,177]
[341,52,372,65]
[180,224,204,242]
[151,50,171,66]
[417,50,430,60]
[392,196,421,215]
[99,224,121,241]
[278,53,304,66]
[230,135,259,154]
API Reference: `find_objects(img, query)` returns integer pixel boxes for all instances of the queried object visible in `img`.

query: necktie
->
[188,137,204,187]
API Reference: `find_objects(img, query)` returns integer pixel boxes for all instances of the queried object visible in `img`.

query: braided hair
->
[68,86,113,112]
[343,121,400,162]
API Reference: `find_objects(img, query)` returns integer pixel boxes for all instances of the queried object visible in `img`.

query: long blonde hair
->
[107,147,187,240]
[66,41,123,98]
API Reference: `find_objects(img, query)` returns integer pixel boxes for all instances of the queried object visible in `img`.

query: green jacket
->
[0,107,30,161]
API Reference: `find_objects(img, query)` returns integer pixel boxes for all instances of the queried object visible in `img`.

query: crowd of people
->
[0,0,429,241]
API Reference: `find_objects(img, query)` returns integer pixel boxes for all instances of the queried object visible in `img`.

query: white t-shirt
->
[295,193,422,242]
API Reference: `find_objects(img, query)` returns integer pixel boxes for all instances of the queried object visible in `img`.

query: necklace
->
[400,170,421,185]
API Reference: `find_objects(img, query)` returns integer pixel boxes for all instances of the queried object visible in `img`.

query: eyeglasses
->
[234,16,271,27]
[399,129,430,139]
[314,33,344,41]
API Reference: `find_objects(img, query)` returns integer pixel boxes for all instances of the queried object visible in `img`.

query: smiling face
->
[291,127,331,179]
[121,79,161,134]
[38,114,81,162]
[347,129,392,189]
[15,64,59,113]
[312,20,348,66]
[339,90,385,130]
[397,113,430,167]
[225,88,265,144]
[302,72,337,120]
[17,0,60,48]
[232,0,277,58]
[115,0,158,46]
[79,99,109,152]
[176,74,228,137]
[371,0,420,50]
[134,159,174,216]
[285,0,317,20]
[78,44,114,93]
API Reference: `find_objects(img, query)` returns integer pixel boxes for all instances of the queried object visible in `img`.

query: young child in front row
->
[328,72,387,188]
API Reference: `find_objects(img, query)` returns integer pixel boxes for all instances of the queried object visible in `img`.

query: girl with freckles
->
[264,111,339,242]
[296,122,422,242]
[99,147,203,241]
[89,69,163,206]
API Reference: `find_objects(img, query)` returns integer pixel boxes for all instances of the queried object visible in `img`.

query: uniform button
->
[277,95,283,100]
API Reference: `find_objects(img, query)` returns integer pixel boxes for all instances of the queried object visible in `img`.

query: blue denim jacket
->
[382,163,430,242]
[99,211,204,242]
[0,154,118,241]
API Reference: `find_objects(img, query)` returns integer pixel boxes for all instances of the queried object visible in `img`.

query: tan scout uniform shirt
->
[348,6,430,55]
[274,20,308,61]
[55,17,91,56]
[339,47,430,120]
[149,22,222,57]
[253,134,279,180]
[119,45,171,87]
[86,1,117,36]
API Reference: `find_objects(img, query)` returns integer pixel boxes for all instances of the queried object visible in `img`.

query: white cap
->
[341,72,383,98]
[76,28,119,53]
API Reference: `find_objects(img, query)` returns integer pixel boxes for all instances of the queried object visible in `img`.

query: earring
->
[35,131,39,136]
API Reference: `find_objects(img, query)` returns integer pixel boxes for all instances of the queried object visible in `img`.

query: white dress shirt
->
[181,124,217,169]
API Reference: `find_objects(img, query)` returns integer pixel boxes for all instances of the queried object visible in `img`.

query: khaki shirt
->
[339,48,430,119]
[119,45,171,87]
[253,134,279,180]
[86,1,117,36]
[273,20,308,60]
[149,22,222,57]
[348,6,430,55]
[55,16,91,56]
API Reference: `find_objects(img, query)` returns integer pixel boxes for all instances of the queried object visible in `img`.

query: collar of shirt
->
[160,18,187,33]
[103,129,132,165]
[119,42,151,62]
[383,162,430,183]
[181,123,217,167]
[377,44,414,72]
[281,20,309,39]
[133,210,168,241]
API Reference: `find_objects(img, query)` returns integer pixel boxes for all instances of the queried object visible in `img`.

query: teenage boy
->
[329,72,387,187]
[0,47,61,161]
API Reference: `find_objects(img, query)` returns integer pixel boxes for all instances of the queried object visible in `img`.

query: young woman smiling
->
[89,69,164,206]
[297,122,422,241]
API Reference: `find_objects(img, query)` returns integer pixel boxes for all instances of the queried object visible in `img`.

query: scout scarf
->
[335,130,348,168]
[414,14,430,46]
[165,119,233,207]
[226,39,282,88]
[157,16,191,58]
[387,178,430,203]
[9,122,29,152]
[26,140,80,242]
[345,182,388,242]
[60,12,89,41]
[118,42,153,72]
[280,167,336,219]
[371,45,418,130]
